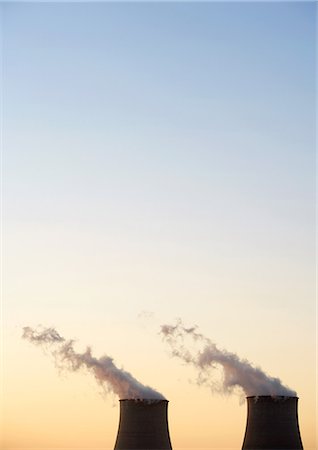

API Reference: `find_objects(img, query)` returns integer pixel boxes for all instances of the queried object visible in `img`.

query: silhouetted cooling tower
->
[114,399,172,450]
[242,396,303,450]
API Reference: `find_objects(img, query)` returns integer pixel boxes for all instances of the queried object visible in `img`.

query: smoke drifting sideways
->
[22,326,165,401]
[160,320,296,398]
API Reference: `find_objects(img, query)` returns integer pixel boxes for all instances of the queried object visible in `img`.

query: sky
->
[1,1,316,449]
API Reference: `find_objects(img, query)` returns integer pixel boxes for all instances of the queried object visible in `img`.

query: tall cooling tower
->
[114,399,172,450]
[242,396,303,449]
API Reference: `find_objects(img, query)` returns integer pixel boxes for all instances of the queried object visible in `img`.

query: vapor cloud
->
[22,326,65,344]
[160,319,296,397]
[22,326,165,400]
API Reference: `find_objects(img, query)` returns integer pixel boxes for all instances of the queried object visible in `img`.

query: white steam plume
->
[22,326,165,400]
[160,319,296,398]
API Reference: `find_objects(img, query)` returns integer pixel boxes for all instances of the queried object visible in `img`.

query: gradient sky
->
[1,2,316,449]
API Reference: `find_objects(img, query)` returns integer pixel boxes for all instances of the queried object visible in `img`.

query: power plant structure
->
[112,395,304,449]
[242,396,303,449]
[113,399,172,450]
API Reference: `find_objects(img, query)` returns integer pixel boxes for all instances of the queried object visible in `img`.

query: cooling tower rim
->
[246,395,299,399]
[119,398,169,403]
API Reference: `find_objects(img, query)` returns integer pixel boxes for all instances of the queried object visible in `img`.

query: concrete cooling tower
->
[113,399,172,450]
[242,396,303,449]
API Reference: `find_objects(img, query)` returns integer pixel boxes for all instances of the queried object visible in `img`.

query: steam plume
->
[160,319,296,397]
[22,326,165,400]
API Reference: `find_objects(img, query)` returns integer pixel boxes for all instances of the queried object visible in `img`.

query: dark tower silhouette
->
[114,399,172,450]
[242,396,303,450]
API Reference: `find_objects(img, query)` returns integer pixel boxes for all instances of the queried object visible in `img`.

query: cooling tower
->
[114,399,172,450]
[242,396,303,450]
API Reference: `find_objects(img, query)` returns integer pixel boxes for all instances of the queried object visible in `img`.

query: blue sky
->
[3,1,315,331]
[4,3,315,253]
